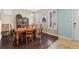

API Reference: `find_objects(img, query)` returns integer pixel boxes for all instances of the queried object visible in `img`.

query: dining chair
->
[21,24,29,28]
[1,24,12,36]
[26,25,34,44]
[1,24,15,46]
[29,25,33,29]
[36,24,43,39]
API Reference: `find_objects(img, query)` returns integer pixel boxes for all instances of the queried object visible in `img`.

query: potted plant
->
[16,14,22,19]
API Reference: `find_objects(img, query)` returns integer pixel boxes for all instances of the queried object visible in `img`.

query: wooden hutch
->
[16,14,29,28]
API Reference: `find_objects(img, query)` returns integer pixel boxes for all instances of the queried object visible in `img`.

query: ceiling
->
[26,9,40,12]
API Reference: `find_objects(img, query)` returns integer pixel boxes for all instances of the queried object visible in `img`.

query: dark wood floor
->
[0,33,58,49]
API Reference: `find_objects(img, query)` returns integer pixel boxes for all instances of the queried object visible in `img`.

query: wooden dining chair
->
[1,24,15,46]
[26,25,34,44]
[1,24,12,36]
[21,24,29,28]
[29,25,33,29]
[36,24,43,39]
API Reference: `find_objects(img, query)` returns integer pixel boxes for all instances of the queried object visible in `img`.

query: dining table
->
[15,27,36,45]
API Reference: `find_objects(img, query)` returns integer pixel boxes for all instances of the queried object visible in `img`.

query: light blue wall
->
[58,9,73,38]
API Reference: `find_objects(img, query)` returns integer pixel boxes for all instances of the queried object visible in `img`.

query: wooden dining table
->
[15,27,36,45]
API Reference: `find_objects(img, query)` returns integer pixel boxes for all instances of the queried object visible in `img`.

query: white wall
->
[73,9,79,41]
[1,9,36,29]
[35,9,58,35]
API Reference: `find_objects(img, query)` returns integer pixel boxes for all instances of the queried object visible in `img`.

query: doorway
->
[73,9,79,41]
[57,9,73,39]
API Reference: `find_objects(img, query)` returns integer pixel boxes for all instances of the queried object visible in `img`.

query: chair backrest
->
[21,24,29,28]
[2,24,12,31]
[29,25,33,29]
[26,25,34,35]
[2,24,12,35]
[36,24,43,34]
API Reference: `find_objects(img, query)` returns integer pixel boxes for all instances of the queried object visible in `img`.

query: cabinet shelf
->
[16,17,29,28]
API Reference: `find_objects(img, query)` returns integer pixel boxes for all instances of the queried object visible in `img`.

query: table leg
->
[16,33,19,45]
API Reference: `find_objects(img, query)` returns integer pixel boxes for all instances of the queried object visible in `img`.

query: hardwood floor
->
[0,33,58,49]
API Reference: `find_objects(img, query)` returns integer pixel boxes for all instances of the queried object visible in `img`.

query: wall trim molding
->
[43,31,58,36]
[43,31,73,41]
[58,35,73,40]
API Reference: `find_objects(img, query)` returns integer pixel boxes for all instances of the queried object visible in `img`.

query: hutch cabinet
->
[16,17,29,28]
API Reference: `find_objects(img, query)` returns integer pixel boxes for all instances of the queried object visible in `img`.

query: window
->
[48,10,57,29]
[3,9,12,15]
[78,10,79,17]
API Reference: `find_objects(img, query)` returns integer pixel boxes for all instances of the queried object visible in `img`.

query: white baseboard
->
[43,31,73,40]
[58,35,73,41]
[43,31,58,36]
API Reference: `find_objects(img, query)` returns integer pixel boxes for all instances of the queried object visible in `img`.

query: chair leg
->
[30,36,33,45]
[13,37,15,42]
[31,38,33,43]
[31,35,33,42]
[16,34,19,46]
[26,37,28,44]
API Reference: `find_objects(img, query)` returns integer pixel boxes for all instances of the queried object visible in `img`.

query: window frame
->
[48,10,57,29]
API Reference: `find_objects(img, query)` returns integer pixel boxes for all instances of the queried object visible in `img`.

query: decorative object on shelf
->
[23,17,29,23]
[16,14,22,19]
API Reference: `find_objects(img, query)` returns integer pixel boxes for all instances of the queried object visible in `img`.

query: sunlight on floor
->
[48,38,79,49]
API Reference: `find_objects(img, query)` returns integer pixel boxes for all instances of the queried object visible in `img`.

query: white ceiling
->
[26,9,40,12]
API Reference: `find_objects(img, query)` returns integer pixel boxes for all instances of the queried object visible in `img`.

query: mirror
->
[42,17,46,22]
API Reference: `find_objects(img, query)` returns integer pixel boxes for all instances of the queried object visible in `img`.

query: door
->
[73,9,79,41]
[58,9,73,39]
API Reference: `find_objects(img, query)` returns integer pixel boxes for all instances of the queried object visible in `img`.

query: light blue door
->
[58,9,73,38]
